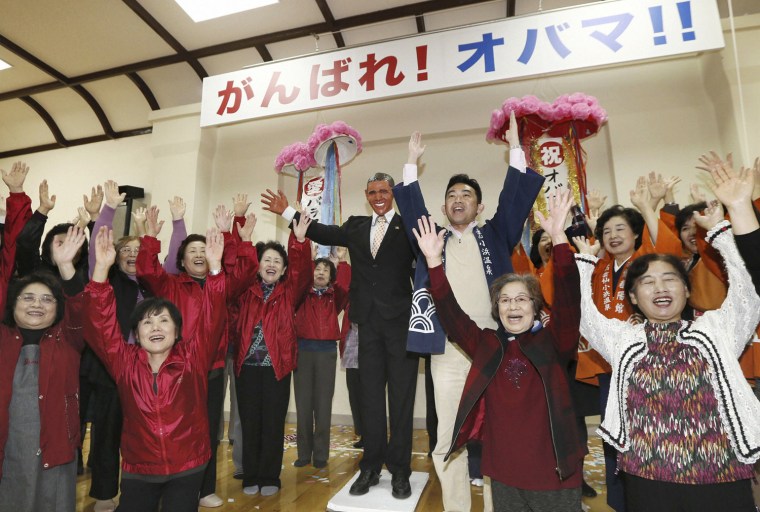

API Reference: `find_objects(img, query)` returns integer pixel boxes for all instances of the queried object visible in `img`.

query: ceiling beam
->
[0,0,496,102]
[19,96,67,146]
[72,85,117,138]
[314,0,346,47]
[256,44,273,62]
[0,127,153,159]
[127,72,160,110]
[121,0,208,80]
[0,35,70,85]
[415,14,426,33]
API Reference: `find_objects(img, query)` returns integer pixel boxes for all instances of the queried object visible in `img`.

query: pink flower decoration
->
[487,93,607,143]
[274,142,316,173]
[307,122,363,154]
[571,103,591,119]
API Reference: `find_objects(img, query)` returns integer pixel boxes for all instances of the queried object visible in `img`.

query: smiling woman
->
[575,182,760,511]
[0,163,90,512]
[414,190,586,512]
[82,226,230,512]
[231,215,313,498]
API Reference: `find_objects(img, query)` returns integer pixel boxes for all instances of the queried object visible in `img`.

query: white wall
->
[3,14,760,427]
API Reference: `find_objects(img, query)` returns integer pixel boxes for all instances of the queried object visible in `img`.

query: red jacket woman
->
[136,232,255,371]
[83,226,229,512]
[0,276,84,480]
[83,275,225,474]
[233,217,312,496]
[233,232,313,380]
[0,217,87,511]
[295,260,350,341]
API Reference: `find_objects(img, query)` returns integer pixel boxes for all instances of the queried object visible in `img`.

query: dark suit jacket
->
[296,212,414,325]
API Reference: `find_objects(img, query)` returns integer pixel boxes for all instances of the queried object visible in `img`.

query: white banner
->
[201,0,723,127]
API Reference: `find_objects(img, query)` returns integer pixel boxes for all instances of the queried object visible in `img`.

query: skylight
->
[175,0,278,22]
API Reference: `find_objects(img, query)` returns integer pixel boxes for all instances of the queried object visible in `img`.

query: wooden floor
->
[74,424,615,511]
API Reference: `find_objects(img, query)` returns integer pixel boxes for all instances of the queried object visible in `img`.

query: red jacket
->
[82,275,226,475]
[234,234,312,380]
[136,234,257,370]
[1,192,32,312]
[295,261,350,341]
[0,294,85,481]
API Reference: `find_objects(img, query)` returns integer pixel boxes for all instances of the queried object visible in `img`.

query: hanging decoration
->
[487,93,607,216]
[306,121,362,258]
[274,142,317,202]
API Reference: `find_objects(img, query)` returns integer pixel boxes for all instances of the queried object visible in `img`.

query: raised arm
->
[699,155,760,293]
[15,175,49,276]
[486,111,545,251]
[697,217,760,356]
[0,162,33,311]
[630,175,660,244]
[88,180,124,277]
[83,226,130,380]
[226,213,260,302]
[193,227,227,370]
[135,231,173,298]
[574,248,630,364]
[536,191,580,357]
[163,197,188,275]
[331,247,351,311]
[287,214,316,306]
[51,225,87,289]
[83,184,104,223]
[261,188,350,246]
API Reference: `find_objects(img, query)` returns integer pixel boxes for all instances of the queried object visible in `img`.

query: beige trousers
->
[431,341,492,512]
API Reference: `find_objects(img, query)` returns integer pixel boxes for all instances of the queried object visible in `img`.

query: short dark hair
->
[314,258,337,282]
[529,229,546,269]
[367,172,394,188]
[130,297,183,343]
[445,174,482,204]
[256,241,289,281]
[4,271,66,327]
[675,202,707,235]
[41,223,88,269]
[624,253,691,317]
[594,205,645,250]
[176,234,207,273]
[488,272,544,324]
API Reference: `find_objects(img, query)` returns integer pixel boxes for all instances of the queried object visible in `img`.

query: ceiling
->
[1,0,757,159]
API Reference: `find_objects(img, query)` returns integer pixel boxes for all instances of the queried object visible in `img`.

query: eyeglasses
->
[18,293,57,305]
[119,247,140,255]
[497,295,532,307]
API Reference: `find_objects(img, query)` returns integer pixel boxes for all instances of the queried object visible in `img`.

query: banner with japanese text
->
[201,0,723,127]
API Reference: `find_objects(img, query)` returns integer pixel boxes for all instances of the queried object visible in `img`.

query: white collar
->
[613,255,632,273]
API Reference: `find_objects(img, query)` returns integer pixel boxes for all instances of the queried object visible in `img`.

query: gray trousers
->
[293,348,337,463]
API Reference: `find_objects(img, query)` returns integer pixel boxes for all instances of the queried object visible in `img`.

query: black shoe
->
[352,438,364,449]
[233,471,243,480]
[349,470,380,496]
[582,479,597,498]
[293,459,309,467]
[313,459,327,468]
[391,472,412,499]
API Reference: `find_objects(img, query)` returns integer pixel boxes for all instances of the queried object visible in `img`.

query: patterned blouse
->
[618,321,754,484]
